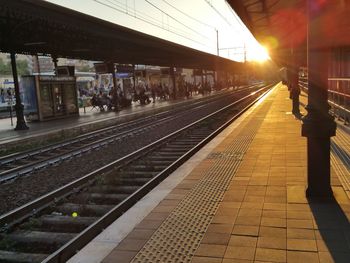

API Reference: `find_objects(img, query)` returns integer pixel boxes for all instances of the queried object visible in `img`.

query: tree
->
[16,59,30,75]
[0,58,29,76]
[0,58,11,75]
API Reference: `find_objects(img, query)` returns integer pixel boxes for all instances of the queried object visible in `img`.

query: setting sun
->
[247,45,270,62]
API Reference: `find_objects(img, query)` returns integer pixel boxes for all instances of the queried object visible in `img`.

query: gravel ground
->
[0,91,244,215]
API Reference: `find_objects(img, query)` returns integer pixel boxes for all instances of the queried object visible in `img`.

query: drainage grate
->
[131,104,273,263]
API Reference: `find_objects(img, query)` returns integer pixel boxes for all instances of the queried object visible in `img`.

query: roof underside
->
[228,0,350,65]
[0,0,242,72]
[227,0,306,65]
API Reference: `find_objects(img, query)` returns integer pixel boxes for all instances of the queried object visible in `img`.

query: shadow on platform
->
[309,197,350,262]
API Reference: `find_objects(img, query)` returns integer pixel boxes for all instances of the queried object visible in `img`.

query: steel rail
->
[0,85,264,184]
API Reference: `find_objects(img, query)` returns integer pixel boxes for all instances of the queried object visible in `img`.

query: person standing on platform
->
[291,84,301,117]
[0,88,4,103]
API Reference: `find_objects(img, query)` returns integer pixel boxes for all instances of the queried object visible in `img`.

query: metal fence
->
[298,74,350,124]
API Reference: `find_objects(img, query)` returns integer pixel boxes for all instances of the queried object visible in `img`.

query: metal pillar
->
[132,64,136,90]
[10,52,29,130]
[193,69,196,86]
[200,69,204,85]
[52,56,58,73]
[107,62,118,109]
[301,1,336,199]
[214,71,217,88]
[170,66,176,99]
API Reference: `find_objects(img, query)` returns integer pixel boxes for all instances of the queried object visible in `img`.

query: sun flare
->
[247,45,270,62]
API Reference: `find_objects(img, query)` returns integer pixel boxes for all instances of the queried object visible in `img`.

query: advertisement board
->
[21,76,38,118]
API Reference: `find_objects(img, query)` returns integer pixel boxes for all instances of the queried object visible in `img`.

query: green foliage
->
[0,57,29,76]
[0,58,11,75]
[16,59,30,75]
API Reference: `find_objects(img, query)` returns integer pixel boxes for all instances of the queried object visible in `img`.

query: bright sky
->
[45,0,268,62]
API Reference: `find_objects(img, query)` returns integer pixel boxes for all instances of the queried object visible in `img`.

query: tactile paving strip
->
[131,102,273,263]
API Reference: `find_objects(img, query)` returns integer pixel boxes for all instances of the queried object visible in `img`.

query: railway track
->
[0,84,274,263]
[331,123,350,196]
[0,85,261,184]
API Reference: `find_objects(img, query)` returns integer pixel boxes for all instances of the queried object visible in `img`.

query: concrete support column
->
[301,0,336,199]
[10,52,28,130]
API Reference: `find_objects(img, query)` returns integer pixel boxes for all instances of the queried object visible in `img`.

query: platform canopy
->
[227,0,350,65]
[0,0,242,72]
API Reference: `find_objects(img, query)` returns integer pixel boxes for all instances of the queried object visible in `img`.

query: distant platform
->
[0,94,209,154]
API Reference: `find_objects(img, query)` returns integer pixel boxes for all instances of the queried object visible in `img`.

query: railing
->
[298,77,350,124]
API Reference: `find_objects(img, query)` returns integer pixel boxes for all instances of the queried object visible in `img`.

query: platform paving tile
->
[257,237,286,250]
[261,217,286,228]
[235,216,262,226]
[222,260,253,263]
[231,225,260,237]
[216,207,240,216]
[238,209,263,217]
[102,250,138,263]
[224,246,256,261]
[259,226,287,238]
[287,218,314,229]
[287,238,318,252]
[262,210,286,219]
[287,228,315,240]
[207,223,234,234]
[191,256,223,263]
[141,212,169,221]
[286,251,319,263]
[126,229,156,240]
[115,238,149,252]
[212,214,238,225]
[201,232,231,245]
[194,244,227,258]
[134,219,164,230]
[228,235,258,247]
[255,248,286,262]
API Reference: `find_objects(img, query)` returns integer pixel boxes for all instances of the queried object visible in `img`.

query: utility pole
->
[216,29,219,56]
[244,43,247,63]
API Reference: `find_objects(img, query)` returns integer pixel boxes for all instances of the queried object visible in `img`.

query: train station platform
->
[67,83,350,263]
[0,93,213,154]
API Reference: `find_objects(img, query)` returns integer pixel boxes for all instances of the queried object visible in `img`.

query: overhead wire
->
[99,0,203,44]
[107,0,213,44]
[161,0,215,29]
[144,0,211,41]
[204,0,232,27]
[202,0,249,60]
[93,0,214,48]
